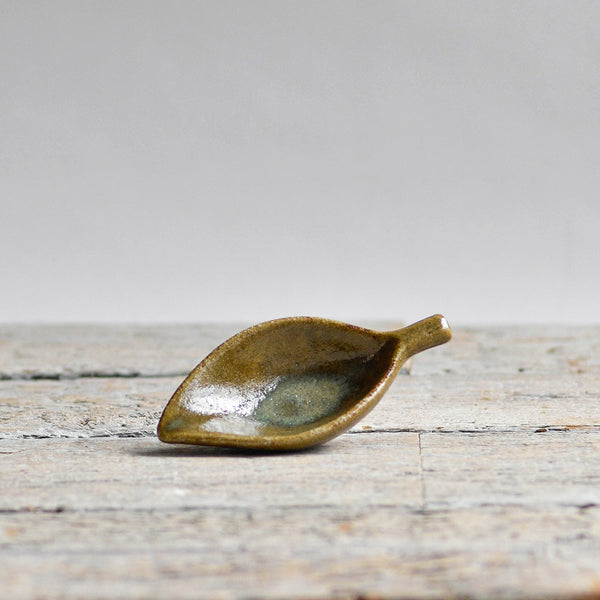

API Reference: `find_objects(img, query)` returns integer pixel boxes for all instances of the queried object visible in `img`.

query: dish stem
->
[393,314,452,358]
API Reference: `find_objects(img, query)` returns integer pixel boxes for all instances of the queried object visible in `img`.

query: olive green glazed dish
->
[157,314,452,451]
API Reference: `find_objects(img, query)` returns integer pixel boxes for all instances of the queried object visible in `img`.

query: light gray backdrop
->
[2,1,598,324]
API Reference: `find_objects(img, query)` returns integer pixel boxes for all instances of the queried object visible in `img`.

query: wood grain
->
[1,324,599,599]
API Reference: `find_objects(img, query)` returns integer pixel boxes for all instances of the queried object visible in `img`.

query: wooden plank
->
[0,323,245,379]
[0,377,178,439]
[1,432,599,598]
[415,325,600,376]
[1,372,598,439]
[2,432,598,513]
[1,505,599,600]
[421,430,600,509]
[0,435,422,512]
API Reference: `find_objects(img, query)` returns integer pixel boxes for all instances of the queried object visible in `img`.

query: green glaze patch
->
[252,373,353,428]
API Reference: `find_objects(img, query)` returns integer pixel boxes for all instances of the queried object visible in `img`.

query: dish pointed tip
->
[156,397,189,443]
[156,414,175,443]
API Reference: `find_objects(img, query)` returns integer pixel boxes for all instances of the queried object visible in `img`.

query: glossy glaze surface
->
[157,314,451,450]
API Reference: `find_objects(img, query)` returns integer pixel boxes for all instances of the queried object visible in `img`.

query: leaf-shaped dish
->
[157,314,451,450]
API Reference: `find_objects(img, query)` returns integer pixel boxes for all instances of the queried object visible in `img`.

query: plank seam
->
[2,427,599,441]
[418,432,426,510]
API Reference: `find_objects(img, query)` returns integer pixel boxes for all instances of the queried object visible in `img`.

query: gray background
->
[2,1,598,324]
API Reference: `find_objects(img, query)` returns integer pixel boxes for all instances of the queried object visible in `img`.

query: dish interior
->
[164,321,400,438]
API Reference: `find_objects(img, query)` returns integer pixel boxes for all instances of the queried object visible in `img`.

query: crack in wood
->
[418,432,427,510]
[2,502,598,517]
[2,426,598,442]
[0,371,186,382]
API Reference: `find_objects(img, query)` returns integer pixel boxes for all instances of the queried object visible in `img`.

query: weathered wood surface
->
[1,324,599,599]
[0,323,246,379]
